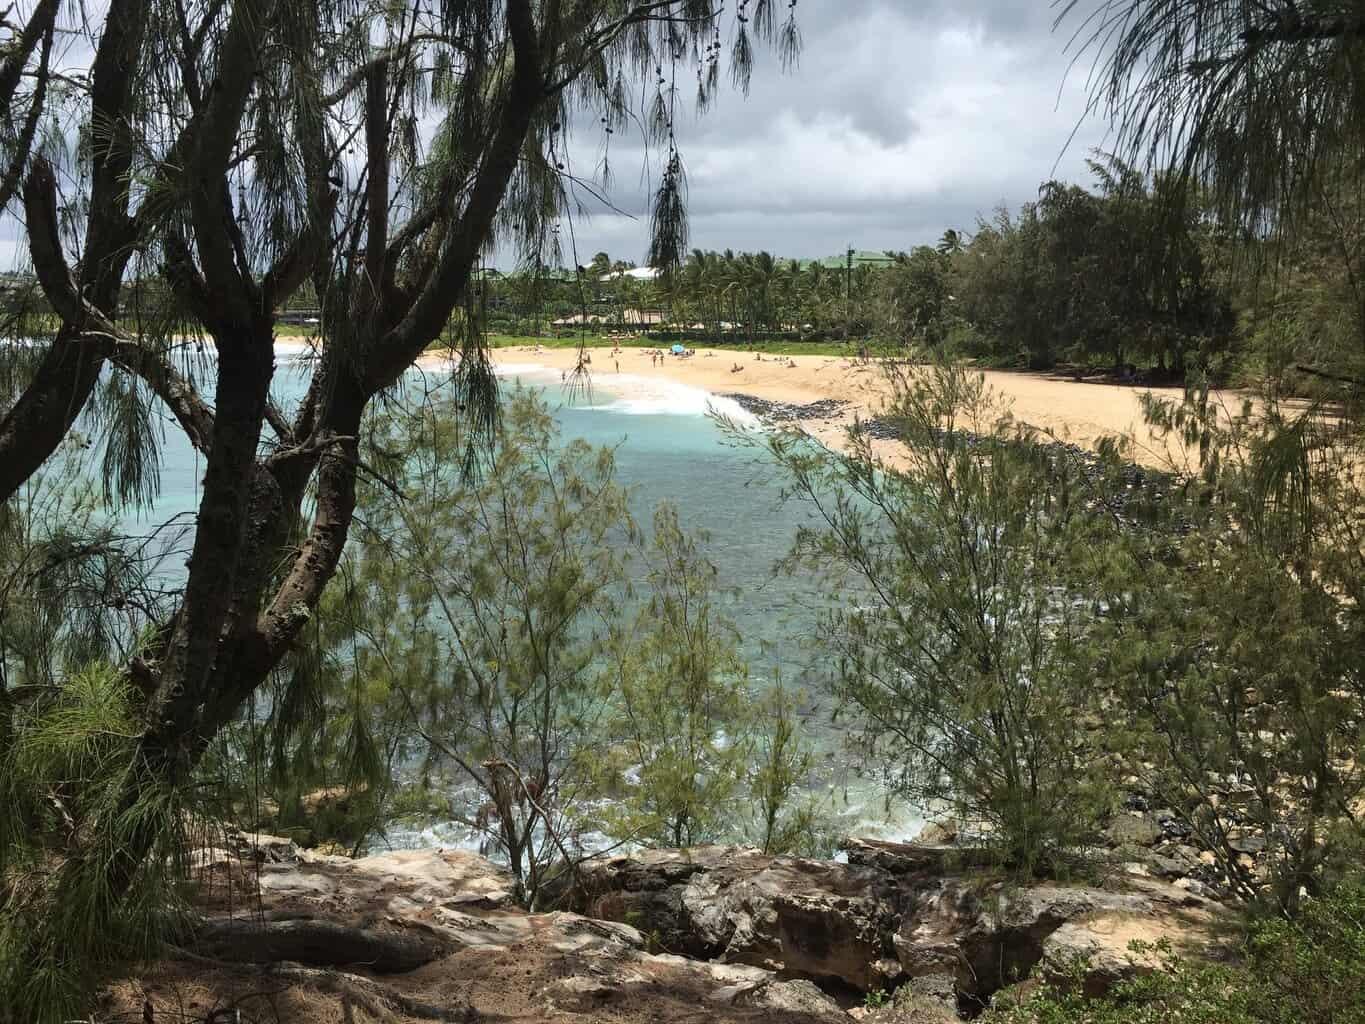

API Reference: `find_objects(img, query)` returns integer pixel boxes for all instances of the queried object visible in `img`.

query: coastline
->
[399,342,1211,471]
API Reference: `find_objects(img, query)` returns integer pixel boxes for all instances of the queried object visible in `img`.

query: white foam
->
[273,339,318,362]
[581,374,762,427]
[487,363,762,427]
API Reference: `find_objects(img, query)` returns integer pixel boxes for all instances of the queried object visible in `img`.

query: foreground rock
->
[102,837,1223,1021]
[573,839,1222,1007]
[104,844,847,1023]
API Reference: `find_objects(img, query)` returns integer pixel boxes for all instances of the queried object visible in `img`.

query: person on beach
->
[615,359,620,373]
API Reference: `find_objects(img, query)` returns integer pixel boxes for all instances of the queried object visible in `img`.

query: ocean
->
[107,343,922,851]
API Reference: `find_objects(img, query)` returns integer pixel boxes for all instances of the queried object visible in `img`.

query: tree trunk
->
[0,336,105,503]
[29,0,550,966]
[191,917,450,973]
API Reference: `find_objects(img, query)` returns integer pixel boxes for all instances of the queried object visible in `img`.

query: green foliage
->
[950,157,1233,371]
[0,664,189,1024]
[985,879,1365,1024]
[599,505,753,848]
[746,676,829,856]
[772,364,1115,872]
[0,447,197,1024]
[0,452,156,691]
[247,387,829,893]
[1090,385,1365,910]
[258,390,635,899]
[877,246,954,347]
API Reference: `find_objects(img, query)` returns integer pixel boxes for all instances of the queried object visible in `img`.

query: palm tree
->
[753,250,778,330]
[936,229,964,258]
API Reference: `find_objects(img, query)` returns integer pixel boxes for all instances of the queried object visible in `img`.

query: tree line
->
[488,150,1364,400]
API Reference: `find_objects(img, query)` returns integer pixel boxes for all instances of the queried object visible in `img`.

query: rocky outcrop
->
[113,843,849,1024]
[575,841,1222,1005]
[578,845,904,990]
[892,875,1208,1000]
[1039,913,1182,996]
[106,836,1226,1023]
[719,393,850,423]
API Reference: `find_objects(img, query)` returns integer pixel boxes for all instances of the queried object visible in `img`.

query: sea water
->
[106,343,923,850]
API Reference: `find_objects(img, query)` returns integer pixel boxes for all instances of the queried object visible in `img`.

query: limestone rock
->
[1106,814,1162,848]
[841,836,997,874]
[138,839,1231,1023]
[1039,892,1216,996]
[577,843,1221,1006]
[729,978,846,1018]
[914,820,959,845]
[893,880,1153,993]
[227,829,300,863]
[1228,834,1266,856]
[257,847,515,915]
[895,874,1223,1001]
[580,845,901,989]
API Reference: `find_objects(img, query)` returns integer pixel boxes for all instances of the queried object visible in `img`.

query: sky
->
[0,1,1118,272]
[552,0,1116,268]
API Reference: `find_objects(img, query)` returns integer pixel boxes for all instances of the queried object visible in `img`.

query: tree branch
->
[320,33,468,107]
[542,0,680,97]
[184,0,274,329]
[363,57,390,306]
[0,2,53,212]
[20,160,218,454]
[0,0,58,114]
[82,0,150,306]
[100,336,218,453]
[21,158,80,321]
[264,400,294,445]
[373,0,544,388]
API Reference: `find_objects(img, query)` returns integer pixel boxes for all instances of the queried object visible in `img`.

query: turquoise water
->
[110,345,921,847]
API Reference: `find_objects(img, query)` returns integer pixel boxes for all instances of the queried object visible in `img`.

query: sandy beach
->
[406,343,1221,471]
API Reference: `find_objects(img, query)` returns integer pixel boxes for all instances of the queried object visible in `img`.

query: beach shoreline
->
[401,342,1209,471]
[270,335,1211,469]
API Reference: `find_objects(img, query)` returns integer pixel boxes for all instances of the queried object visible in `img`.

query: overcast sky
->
[553,0,1115,268]
[0,1,1116,272]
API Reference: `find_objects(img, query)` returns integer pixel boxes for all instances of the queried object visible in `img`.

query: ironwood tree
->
[0,0,798,1012]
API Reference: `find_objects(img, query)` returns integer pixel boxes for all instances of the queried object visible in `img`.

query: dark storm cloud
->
[552,0,1114,267]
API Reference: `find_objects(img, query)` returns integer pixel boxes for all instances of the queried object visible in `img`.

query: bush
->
[770,364,1114,872]
[985,879,1365,1024]
[0,665,190,1024]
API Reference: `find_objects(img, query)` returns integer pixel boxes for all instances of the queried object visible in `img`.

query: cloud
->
[546,0,1114,267]
[0,2,1117,274]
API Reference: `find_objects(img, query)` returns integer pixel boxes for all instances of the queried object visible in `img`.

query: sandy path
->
[408,344,1216,470]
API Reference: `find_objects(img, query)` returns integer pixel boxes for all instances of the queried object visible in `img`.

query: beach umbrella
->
[671,343,684,355]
